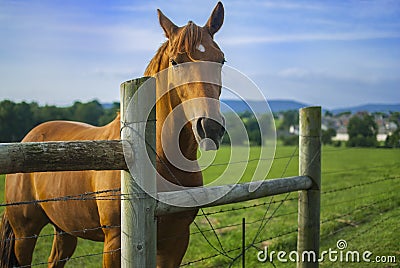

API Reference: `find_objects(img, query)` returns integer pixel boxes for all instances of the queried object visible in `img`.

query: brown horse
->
[0,2,225,268]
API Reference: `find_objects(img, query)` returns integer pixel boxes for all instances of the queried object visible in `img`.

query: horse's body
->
[0,2,225,268]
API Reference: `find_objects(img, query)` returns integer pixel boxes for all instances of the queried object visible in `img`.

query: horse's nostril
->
[196,117,225,140]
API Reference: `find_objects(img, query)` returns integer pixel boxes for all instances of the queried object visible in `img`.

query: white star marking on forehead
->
[196,44,206,53]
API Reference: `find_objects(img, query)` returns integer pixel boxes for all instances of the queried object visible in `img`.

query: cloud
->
[260,1,325,11]
[90,67,143,79]
[222,32,400,46]
[89,25,163,53]
[112,3,158,12]
[278,68,310,79]
[276,67,400,86]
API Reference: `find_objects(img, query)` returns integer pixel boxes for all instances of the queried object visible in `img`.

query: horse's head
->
[157,2,226,151]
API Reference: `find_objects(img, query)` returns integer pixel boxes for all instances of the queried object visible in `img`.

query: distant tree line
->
[1,100,399,148]
[0,100,274,146]
[0,100,119,142]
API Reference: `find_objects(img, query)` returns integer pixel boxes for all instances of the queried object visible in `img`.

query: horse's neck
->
[144,42,169,76]
[155,92,198,162]
[145,42,199,164]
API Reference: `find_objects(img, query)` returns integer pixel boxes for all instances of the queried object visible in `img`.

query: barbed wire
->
[1,187,397,267]
[194,186,399,239]
[180,246,242,267]
[197,161,399,218]
[179,156,399,266]
[23,248,121,268]
[0,188,121,207]
[0,156,397,209]
[1,173,397,245]
[1,164,397,254]
[321,196,395,226]
[2,225,121,244]
[180,227,300,267]
[322,175,399,195]
[322,162,399,176]
[180,189,399,267]
[322,187,399,208]
[158,184,400,246]
[250,146,299,247]
[319,191,400,243]
[229,146,321,267]
[183,145,300,268]
[0,135,398,267]
[198,146,370,169]
[199,195,298,217]
[6,183,398,248]
[321,206,400,242]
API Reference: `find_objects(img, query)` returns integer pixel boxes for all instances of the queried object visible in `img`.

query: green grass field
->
[1,145,399,267]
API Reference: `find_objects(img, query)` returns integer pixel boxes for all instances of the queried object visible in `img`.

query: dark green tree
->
[98,102,120,126]
[385,129,400,148]
[14,101,35,141]
[71,100,104,126]
[278,110,299,131]
[389,112,400,127]
[0,100,37,142]
[321,128,337,145]
[347,114,378,147]
[0,100,18,141]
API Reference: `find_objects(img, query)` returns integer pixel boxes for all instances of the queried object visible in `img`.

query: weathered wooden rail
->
[155,175,312,215]
[0,140,127,173]
[0,77,321,268]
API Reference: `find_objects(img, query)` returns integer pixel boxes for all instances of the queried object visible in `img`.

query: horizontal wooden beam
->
[0,140,128,174]
[155,176,312,215]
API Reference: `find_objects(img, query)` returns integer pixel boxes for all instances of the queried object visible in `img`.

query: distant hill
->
[221,99,307,114]
[332,104,400,115]
[221,100,400,114]
[102,100,400,114]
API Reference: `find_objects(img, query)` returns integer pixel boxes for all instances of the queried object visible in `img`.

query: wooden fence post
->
[297,106,321,268]
[120,77,157,267]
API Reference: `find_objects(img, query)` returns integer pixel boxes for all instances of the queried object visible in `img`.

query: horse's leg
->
[157,227,190,268]
[95,174,121,268]
[47,226,78,268]
[102,228,121,268]
[156,212,196,268]
[8,206,49,266]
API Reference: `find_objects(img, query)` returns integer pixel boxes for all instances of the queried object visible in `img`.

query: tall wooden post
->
[120,77,157,267]
[297,106,321,268]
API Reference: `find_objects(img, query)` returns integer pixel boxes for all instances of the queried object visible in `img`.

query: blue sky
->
[0,0,399,109]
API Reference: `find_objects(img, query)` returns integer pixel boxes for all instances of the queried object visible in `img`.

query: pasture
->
[1,145,399,267]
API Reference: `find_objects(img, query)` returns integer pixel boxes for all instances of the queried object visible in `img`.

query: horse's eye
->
[171,59,178,66]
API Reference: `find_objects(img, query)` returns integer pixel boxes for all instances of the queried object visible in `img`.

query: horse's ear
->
[205,1,224,37]
[157,9,177,39]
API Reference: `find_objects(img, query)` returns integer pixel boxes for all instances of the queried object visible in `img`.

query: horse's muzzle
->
[195,116,226,151]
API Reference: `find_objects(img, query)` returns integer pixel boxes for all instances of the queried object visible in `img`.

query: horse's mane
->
[144,21,203,76]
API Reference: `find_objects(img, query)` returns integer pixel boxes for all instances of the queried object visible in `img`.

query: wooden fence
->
[0,77,321,268]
